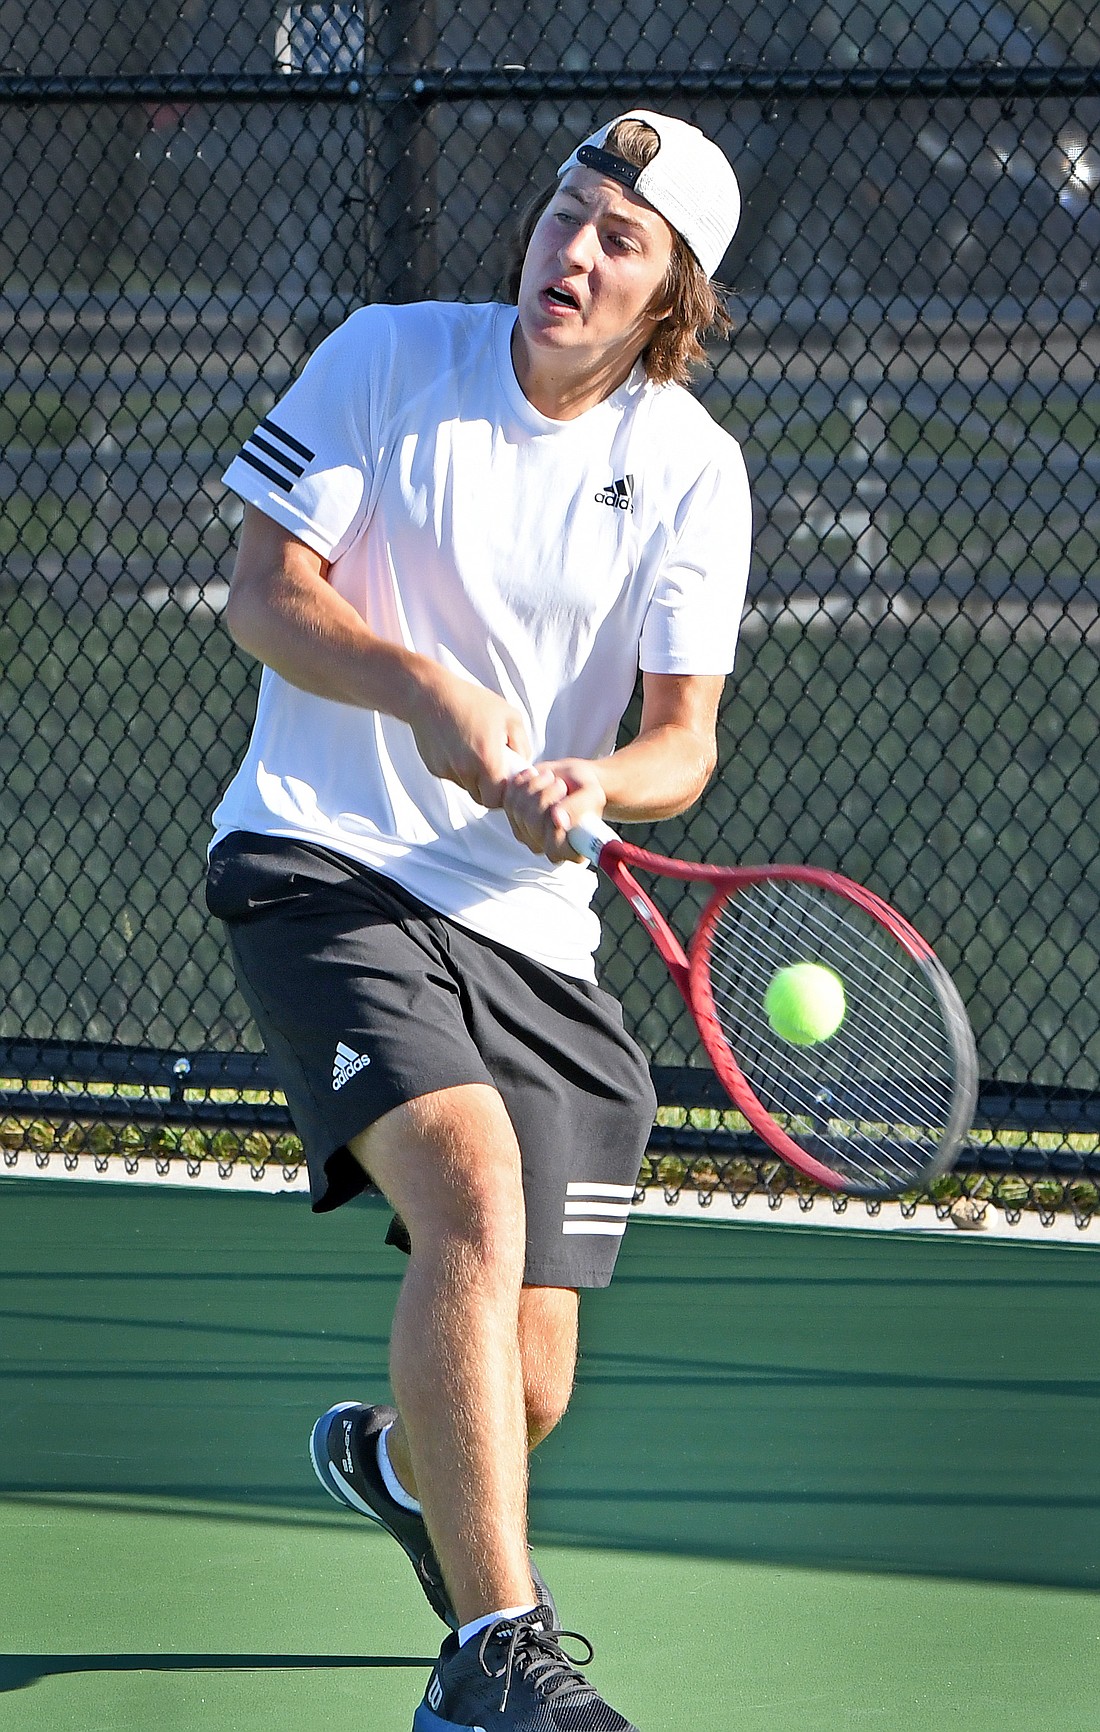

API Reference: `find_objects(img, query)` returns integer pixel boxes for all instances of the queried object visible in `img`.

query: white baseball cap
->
[557,110,740,279]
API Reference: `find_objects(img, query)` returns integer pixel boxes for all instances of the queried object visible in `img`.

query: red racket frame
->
[593,836,964,1193]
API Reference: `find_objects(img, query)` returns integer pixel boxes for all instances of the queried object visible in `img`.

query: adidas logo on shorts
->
[332,1040,370,1091]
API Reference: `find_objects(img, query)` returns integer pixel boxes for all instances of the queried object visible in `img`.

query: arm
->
[224,505,531,804]
[503,669,725,861]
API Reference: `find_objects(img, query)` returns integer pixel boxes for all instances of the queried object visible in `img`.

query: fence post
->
[365,0,438,303]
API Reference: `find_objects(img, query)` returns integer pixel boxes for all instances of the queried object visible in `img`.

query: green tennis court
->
[2,1177,1098,1731]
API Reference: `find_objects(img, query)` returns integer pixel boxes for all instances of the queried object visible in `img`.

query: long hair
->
[503,116,733,388]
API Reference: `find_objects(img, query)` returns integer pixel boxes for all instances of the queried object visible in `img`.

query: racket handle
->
[499,747,618,864]
[565,810,619,865]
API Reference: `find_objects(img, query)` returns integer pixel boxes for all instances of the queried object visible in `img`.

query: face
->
[513,165,675,410]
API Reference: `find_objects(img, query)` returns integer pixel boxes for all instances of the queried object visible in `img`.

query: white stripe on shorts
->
[562,1179,634,1236]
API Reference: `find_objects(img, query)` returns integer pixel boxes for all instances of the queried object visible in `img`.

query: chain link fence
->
[2,1,1098,1213]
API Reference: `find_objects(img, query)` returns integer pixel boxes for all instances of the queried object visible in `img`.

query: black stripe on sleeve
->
[260,417,315,462]
[247,433,307,477]
[236,450,296,493]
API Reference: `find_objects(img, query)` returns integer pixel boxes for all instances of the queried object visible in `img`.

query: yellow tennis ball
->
[764,962,846,1045]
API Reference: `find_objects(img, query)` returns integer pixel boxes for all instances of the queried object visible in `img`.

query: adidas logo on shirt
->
[238,416,315,495]
[332,1040,370,1091]
[595,474,635,512]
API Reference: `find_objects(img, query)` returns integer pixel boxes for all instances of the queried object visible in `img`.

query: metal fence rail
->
[1,0,1098,1210]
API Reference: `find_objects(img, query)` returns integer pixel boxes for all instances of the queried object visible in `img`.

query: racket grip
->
[499,747,618,864]
[566,810,619,865]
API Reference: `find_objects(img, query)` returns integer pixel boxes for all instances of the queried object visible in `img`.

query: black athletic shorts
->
[205,832,657,1288]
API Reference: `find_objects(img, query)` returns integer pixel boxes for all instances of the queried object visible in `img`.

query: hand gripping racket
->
[503,756,978,1198]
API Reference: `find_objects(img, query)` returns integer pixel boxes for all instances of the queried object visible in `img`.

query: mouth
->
[542,283,581,312]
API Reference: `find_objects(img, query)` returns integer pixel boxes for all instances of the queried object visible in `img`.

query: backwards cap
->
[557,110,740,279]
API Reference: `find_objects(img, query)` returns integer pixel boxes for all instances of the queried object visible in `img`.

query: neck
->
[509,323,639,421]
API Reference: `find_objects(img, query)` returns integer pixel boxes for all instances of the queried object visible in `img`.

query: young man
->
[207,111,751,1731]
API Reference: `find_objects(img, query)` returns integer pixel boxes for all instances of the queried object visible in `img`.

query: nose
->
[558,220,599,272]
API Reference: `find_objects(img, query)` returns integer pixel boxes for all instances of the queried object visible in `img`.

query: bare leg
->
[349,1083,536,1626]
[520,1284,580,1448]
[385,1283,580,1491]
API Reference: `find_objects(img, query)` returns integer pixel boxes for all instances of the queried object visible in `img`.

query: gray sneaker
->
[413,1608,639,1730]
[309,1401,558,1632]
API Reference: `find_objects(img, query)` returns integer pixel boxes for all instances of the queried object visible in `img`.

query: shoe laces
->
[478,1615,596,1713]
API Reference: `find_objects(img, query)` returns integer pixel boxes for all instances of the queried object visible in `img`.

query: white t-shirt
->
[213,300,751,978]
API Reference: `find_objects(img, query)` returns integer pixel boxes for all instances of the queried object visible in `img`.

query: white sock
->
[376,1421,422,1514]
[458,1605,538,1647]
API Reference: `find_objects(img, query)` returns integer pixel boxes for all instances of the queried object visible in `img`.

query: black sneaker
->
[413,1608,638,1731]
[309,1401,558,1633]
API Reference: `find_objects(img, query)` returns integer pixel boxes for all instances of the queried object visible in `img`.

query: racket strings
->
[716,897,950,1084]
[704,880,962,1190]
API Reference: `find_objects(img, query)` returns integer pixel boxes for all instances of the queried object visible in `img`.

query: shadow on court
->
[0,1653,434,1694]
[2,1178,1098,1596]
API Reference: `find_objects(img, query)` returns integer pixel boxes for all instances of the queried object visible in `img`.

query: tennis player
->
[207,110,751,1732]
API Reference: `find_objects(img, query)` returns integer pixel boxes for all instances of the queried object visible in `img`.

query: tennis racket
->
[503,756,978,1198]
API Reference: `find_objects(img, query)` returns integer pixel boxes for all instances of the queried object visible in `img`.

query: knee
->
[351,1086,527,1283]
[524,1375,573,1448]
[439,1202,527,1289]
[401,1172,525,1294]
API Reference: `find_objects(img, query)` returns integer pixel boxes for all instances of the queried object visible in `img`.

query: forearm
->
[226,550,433,721]
[596,724,717,823]
[224,509,531,803]
[504,673,724,861]
[596,669,724,822]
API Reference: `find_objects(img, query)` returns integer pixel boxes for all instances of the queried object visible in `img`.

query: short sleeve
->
[638,441,753,676]
[220,307,387,561]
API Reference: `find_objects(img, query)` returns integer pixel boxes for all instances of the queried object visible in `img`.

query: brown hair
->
[503,116,733,388]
